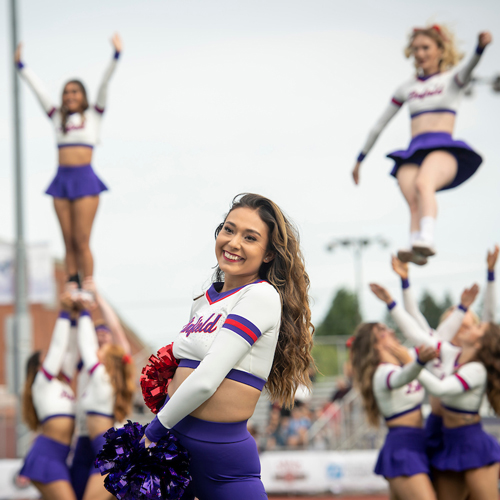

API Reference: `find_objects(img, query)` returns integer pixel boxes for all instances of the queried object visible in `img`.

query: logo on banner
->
[274,460,307,482]
[326,462,344,479]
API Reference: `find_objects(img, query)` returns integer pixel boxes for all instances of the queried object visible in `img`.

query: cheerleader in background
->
[15,34,122,287]
[389,246,497,498]
[352,26,492,265]
[351,322,438,499]
[76,297,135,500]
[20,293,80,500]
[70,278,132,500]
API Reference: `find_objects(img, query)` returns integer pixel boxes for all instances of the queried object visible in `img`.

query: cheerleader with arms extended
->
[70,278,132,500]
[76,296,135,500]
[352,26,492,264]
[351,321,438,499]
[371,281,500,500]
[141,193,315,500]
[15,34,122,286]
[21,293,79,500]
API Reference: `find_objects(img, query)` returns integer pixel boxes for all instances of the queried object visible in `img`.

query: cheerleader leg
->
[413,151,457,255]
[388,473,437,500]
[464,463,500,500]
[53,198,79,277]
[71,195,100,279]
[396,165,427,265]
[434,471,468,500]
[31,480,77,500]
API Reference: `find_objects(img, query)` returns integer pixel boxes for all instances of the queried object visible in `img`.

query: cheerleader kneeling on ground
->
[76,298,135,500]
[20,293,79,500]
[350,321,438,499]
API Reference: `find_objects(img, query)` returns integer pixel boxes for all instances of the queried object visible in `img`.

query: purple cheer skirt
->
[374,426,430,478]
[424,413,443,460]
[20,434,71,484]
[387,132,482,191]
[45,164,108,200]
[431,423,500,472]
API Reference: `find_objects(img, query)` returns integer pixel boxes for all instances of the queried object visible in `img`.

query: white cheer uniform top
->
[358,45,486,161]
[17,52,119,150]
[373,360,425,421]
[32,312,76,424]
[418,362,486,415]
[77,311,114,419]
[389,301,466,381]
[146,279,281,440]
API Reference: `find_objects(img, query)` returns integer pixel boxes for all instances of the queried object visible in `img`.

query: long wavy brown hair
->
[213,193,315,408]
[22,351,42,431]
[102,345,136,422]
[351,323,381,427]
[61,80,89,134]
[405,24,464,73]
[476,323,500,415]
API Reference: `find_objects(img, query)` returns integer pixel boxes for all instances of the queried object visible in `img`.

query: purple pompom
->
[95,421,191,500]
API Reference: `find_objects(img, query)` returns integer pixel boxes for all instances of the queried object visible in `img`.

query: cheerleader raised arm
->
[352,27,492,265]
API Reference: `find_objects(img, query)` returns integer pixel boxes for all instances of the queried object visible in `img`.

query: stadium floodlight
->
[326,236,389,317]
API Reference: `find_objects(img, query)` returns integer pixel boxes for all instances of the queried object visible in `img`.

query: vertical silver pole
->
[9,0,31,457]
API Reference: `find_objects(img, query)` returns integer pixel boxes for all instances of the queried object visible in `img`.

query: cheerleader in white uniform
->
[351,322,438,500]
[20,293,79,500]
[352,26,492,264]
[76,301,135,500]
[15,35,122,286]
[143,193,315,500]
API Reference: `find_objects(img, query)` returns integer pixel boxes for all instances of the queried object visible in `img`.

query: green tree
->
[315,288,361,336]
[419,290,453,329]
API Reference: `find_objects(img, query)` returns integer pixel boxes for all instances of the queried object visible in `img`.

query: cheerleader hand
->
[111,33,123,53]
[460,284,479,309]
[352,162,361,185]
[60,291,74,312]
[144,436,154,448]
[487,244,499,271]
[391,255,409,280]
[369,283,393,304]
[478,32,492,49]
[14,43,22,64]
[416,344,438,364]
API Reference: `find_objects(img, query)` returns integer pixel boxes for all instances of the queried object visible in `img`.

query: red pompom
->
[140,343,179,414]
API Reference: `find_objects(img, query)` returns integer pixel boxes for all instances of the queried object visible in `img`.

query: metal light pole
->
[326,236,389,318]
[9,0,31,456]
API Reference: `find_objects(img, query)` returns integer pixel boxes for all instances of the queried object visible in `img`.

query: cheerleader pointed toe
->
[412,241,436,257]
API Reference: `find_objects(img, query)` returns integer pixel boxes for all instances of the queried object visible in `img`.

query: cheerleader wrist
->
[488,270,495,281]
[476,45,485,55]
[401,278,409,289]
[357,152,366,162]
[114,50,120,60]
[145,416,169,442]
[458,304,468,313]
[387,300,397,310]
[16,61,24,70]
[59,310,71,320]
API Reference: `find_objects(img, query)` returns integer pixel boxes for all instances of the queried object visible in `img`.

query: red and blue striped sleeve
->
[223,314,262,346]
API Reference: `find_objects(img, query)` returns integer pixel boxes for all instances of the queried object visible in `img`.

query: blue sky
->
[1,0,499,349]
